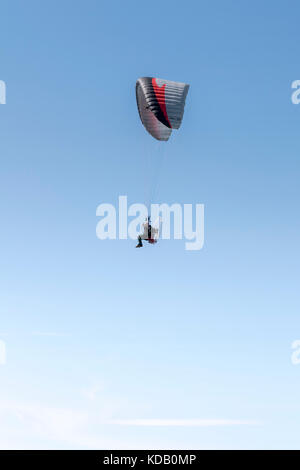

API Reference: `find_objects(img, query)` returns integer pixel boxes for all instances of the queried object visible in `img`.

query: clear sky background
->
[1,0,300,449]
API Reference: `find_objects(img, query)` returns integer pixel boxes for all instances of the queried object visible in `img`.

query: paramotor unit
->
[135,77,190,247]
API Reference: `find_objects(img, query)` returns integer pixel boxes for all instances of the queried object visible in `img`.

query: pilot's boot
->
[136,236,143,248]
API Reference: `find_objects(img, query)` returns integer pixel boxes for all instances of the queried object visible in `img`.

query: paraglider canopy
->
[136,77,190,141]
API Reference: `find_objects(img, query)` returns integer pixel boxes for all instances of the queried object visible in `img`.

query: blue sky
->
[0,0,300,449]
